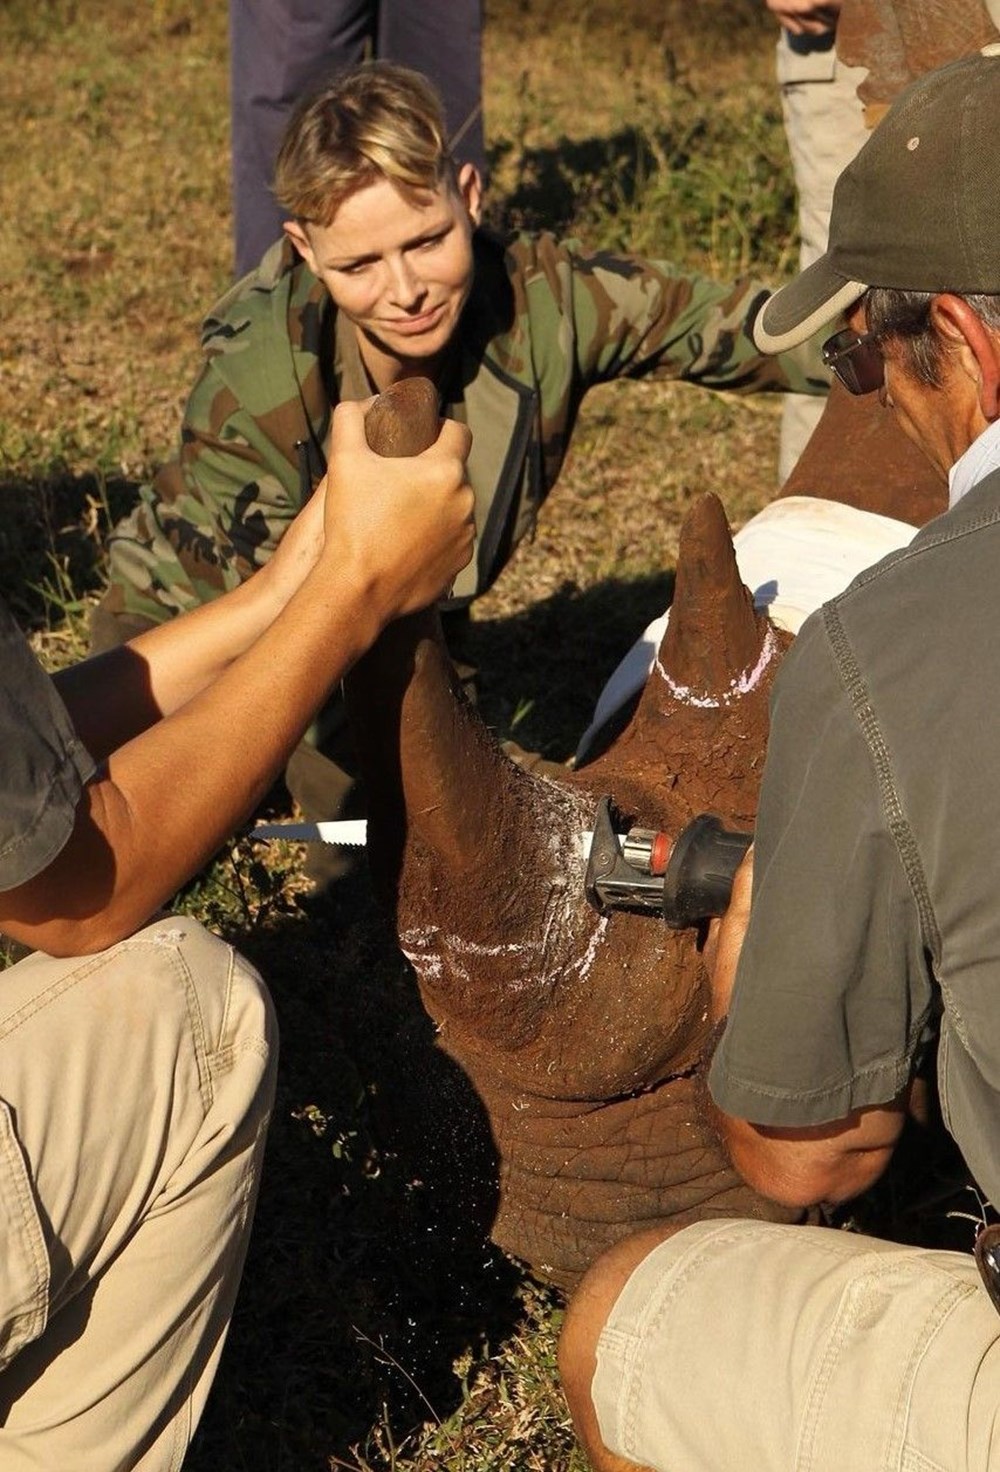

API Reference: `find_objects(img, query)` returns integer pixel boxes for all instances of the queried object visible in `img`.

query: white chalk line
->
[653,623,779,709]
[401,913,609,994]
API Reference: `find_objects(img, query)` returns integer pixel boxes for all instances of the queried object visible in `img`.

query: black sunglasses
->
[821,328,884,396]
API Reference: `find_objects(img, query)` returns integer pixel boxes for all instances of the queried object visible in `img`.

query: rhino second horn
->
[657,491,770,702]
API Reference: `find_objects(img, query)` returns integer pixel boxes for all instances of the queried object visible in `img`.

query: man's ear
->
[455,162,483,227]
[283,219,318,273]
[932,294,1000,421]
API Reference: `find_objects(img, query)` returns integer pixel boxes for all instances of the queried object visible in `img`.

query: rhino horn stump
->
[659,490,765,693]
[345,378,508,907]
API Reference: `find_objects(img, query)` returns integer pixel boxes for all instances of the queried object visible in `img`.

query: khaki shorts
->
[593,1219,1000,1472]
[0,917,276,1470]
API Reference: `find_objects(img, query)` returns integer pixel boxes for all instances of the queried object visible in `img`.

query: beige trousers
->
[594,1219,1000,1471]
[776,29,870,483]
[0,917,277,1470]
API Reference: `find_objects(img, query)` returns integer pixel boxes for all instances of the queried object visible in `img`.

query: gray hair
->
[864,288,1000,387]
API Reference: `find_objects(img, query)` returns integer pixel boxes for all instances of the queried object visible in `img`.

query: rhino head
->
[836,0,999,115]
[345,381,846,1287]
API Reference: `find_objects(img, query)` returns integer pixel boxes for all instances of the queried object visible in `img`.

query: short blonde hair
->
[275,62,454,225]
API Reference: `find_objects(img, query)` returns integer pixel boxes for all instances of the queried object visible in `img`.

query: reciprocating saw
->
[584,795,752,929]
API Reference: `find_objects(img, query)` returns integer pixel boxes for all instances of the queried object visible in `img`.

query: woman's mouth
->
[383,303,446,336]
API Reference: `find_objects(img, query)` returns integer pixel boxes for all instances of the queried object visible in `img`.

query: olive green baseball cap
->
[754,46,1000,354]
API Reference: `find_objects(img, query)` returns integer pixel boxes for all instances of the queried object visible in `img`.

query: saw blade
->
[251,820,369,846]
[252,819,597,858]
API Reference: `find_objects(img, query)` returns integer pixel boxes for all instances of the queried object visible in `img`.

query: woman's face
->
[285,164,481,387]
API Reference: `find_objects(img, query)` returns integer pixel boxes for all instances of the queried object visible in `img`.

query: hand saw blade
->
[252,819,597,860]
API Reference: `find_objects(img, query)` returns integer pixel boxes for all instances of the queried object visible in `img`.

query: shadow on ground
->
[487,126,664,236]
[185,870,529,1471]
[460,570,676,760]
[0,472,138,628]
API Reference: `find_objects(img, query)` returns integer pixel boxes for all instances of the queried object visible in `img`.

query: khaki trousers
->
[776,29,870,483]
[594,1220,1000,1471]
[0,917,277,1470]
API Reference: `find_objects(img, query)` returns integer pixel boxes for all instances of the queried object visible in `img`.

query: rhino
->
[339,374,945,1291]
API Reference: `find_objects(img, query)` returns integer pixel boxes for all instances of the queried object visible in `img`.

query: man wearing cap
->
[558,48,1000,1472]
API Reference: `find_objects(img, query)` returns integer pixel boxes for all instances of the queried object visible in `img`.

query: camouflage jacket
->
[106,229,825,622]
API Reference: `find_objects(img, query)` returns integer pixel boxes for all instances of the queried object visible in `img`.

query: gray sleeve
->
[708,613,932,1126]
[0,604,97,892]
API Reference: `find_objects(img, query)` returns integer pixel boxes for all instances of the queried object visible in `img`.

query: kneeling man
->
[560,47,1000,1472]
[0,402,472,1467]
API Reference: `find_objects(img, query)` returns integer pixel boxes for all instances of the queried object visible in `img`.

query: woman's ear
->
[455,161,483,227]
[283,219,318,273]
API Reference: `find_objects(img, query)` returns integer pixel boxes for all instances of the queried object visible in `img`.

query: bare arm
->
[53,447,331,760]
[706,848,906,1207]
[2,404,474,956]
[764,0,841,35]
[718,1093,907,1208]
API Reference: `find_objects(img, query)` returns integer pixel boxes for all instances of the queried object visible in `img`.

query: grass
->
[1,1,797,1465]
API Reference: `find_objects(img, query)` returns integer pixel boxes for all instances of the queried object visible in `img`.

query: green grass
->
[1,2,797,1465]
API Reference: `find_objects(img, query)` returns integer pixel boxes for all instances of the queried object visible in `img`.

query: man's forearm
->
[56,489,325,761]
[7,559,386,954]
[706,845,905,1208]
[56,578,281,761]
[712,1096,906,1209]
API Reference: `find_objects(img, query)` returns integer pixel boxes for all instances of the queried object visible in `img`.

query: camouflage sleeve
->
[561,246,829,396]
[105,361,304,625]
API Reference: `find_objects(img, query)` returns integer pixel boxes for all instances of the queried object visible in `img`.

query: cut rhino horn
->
[658,491,768,700]
[364,375,440,456]
[346,378,507,900]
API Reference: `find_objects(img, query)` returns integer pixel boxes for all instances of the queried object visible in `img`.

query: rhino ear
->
[658,492,767,698]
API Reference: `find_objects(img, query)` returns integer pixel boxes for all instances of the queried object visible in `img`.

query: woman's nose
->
[385,255,424,308]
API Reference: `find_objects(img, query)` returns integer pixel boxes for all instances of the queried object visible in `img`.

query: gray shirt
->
[0,600,95,892]
[709,467,1000,1207]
